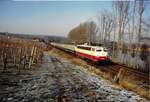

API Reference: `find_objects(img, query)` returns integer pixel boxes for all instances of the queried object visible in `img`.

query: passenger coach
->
[75,45,109,62]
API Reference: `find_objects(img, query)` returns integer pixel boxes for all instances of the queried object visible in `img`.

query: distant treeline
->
[0,32,70,44]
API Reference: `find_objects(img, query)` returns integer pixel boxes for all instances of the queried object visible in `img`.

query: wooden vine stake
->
[28,45,35,69]
[3,53,7,70]
[18,47,22,73]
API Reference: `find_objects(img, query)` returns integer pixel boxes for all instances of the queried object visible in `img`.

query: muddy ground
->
[0,52,148,102]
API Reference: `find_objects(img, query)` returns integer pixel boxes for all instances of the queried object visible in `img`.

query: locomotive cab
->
[95,47,109,61]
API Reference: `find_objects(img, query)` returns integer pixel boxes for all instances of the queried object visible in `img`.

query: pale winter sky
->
[0,0,113,36]
[0,0,149,37]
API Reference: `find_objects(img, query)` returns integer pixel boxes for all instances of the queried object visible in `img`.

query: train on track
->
[51,43,109,62]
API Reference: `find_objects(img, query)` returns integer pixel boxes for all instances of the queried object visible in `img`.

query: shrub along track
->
[50,46,150,99]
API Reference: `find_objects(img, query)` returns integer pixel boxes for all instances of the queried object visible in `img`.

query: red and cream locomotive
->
[51,42,109,62]
[75,44,109,62]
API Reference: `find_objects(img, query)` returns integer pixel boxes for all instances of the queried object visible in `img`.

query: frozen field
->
[0,52,148,102]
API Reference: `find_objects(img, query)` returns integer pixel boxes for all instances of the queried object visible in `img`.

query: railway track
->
[51,45,149,82]
[91,61,149,82]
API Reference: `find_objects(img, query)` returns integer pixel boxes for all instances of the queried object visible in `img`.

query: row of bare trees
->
[0,36,45,72]
[68,0,149,72]
[98,0,149,72]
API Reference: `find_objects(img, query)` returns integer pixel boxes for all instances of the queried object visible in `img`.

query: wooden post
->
[113,68,126,84]
[3,53,7,70]
[23,55,26,69]
[13,54,16,66]
[13,48,16,66]
[28,45,35,69]
[32,46,37,64]
[18,48,22,72]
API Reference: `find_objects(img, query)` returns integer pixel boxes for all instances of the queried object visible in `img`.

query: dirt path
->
[0,52,148,102]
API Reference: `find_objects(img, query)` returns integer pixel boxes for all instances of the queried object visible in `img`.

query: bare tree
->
[88,21,98,45]
[97,12,104,44]
[137,0,145,45]
[97,10,114,45]
[114,1,130,62]
[136,0,146,69]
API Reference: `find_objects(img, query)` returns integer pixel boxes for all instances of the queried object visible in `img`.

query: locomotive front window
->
[77,46,91,50]
[103,49,107,52]
[96,49,102,52]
